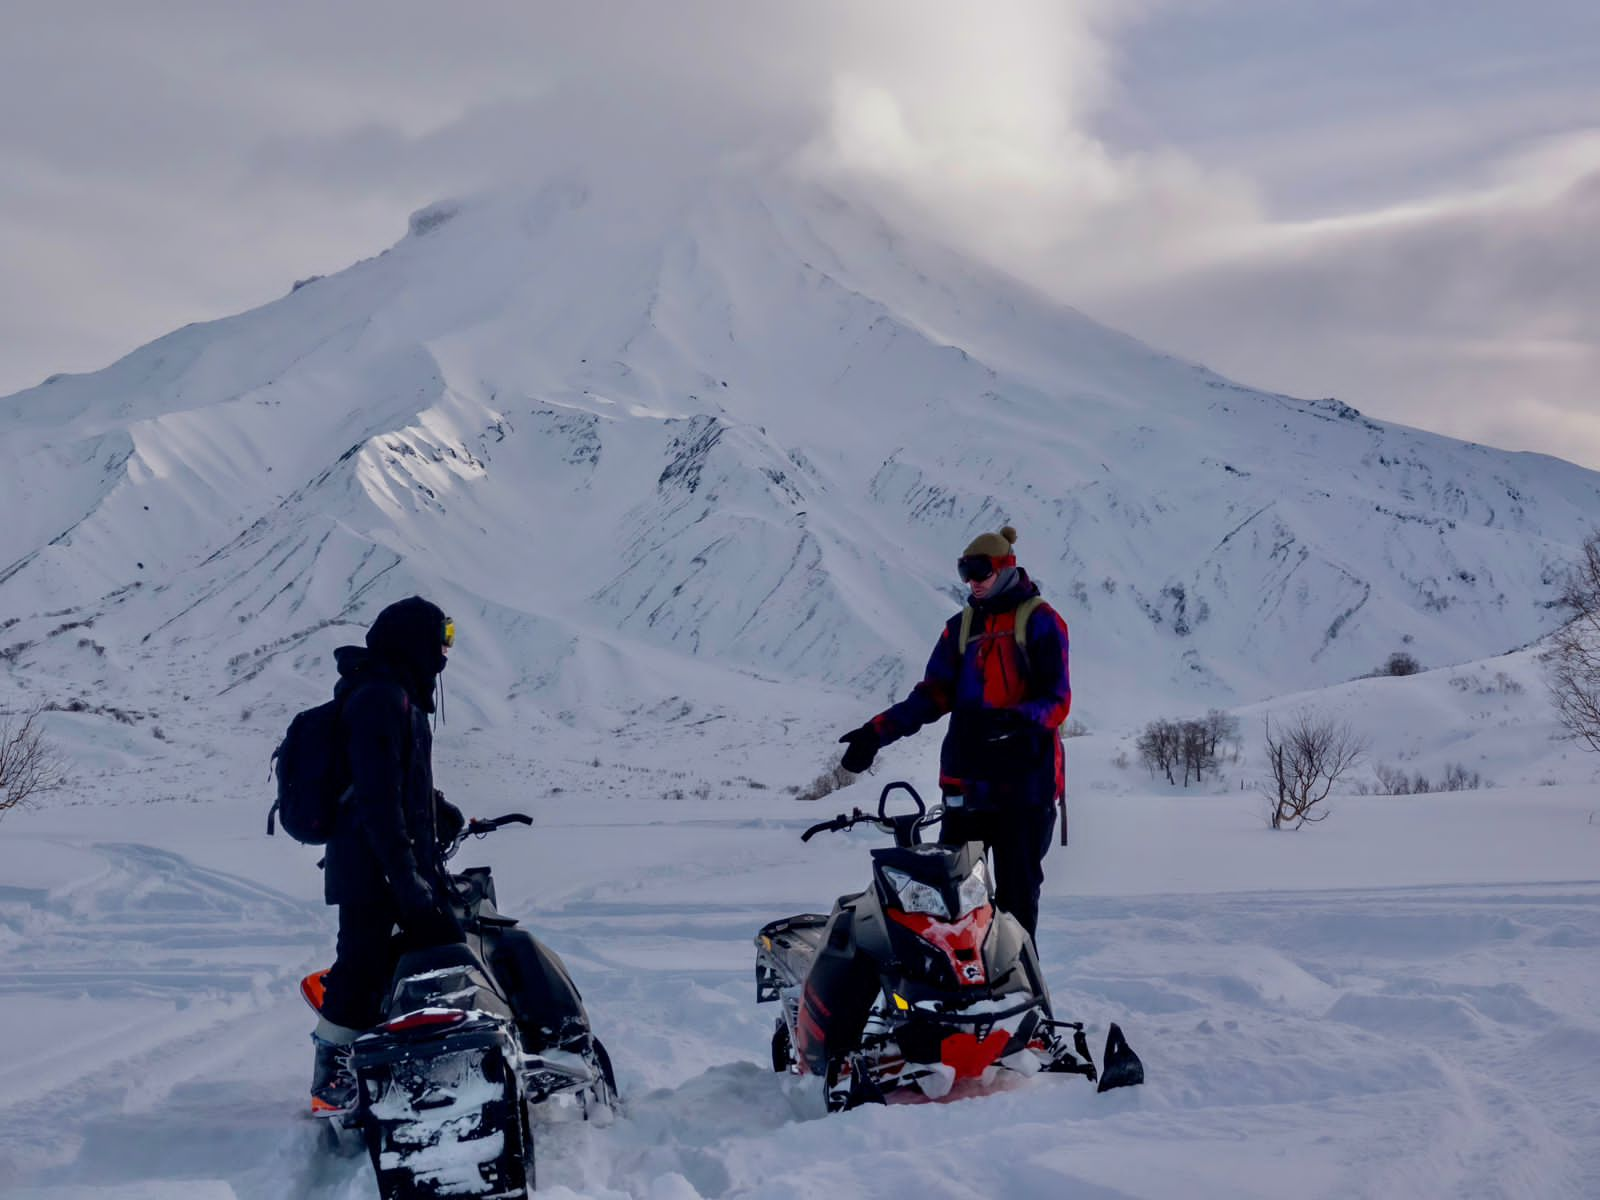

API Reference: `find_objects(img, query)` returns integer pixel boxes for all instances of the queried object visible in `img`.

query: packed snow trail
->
[3,816,1597,1200]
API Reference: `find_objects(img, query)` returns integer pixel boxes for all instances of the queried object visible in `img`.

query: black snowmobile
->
[303,813,618,1199]
[755,782,1142,1111]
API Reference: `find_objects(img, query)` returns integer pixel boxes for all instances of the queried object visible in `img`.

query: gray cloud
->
[2,0,1597,469]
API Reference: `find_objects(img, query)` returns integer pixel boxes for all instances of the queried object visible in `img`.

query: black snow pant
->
[321,900,402,1031]
[940,803,1057,939]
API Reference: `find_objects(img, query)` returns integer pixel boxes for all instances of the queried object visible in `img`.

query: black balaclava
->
[365,596,450,712]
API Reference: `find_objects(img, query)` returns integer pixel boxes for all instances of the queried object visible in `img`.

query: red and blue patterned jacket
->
[870,572,1070,808]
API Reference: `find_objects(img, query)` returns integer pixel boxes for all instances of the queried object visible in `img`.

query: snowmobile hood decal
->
[886,905,994,987]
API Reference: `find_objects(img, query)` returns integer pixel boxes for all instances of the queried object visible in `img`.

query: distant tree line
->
[1355,762,1484,795]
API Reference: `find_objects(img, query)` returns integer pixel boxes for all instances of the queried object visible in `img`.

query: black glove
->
[393,868,465,946]
[963,708,1043,786]
[974,707,1033,741]
[434,789,466,846]
[838,724,881,774]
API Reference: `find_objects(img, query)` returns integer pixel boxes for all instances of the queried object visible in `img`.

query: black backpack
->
[268,697,352,844]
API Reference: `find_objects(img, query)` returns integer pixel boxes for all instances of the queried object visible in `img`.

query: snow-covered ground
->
[3,672,1597,1200]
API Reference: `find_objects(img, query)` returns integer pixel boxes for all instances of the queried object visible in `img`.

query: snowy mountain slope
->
[3,168,1599,751]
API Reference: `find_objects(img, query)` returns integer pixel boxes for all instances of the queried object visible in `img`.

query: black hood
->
[335,596,449,711]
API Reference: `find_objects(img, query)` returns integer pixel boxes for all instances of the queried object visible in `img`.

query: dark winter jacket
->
[870,571,1070,809]
[322,598,461,908]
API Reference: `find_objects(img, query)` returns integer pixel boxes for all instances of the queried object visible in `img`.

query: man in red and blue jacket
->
[837,525,1070,938]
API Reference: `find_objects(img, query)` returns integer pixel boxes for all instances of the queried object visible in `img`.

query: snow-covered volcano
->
[5,164,1600,1200]
[2,167,1597,734]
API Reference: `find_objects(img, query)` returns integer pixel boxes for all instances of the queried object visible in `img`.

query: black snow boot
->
[310,1032,356,1116]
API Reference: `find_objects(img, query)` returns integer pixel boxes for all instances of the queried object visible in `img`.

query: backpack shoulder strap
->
[1013,596,1045,654]
[1012,595,1046,676]
[957,605,976,655]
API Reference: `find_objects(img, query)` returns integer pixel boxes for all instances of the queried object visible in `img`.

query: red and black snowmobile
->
[302,813,617,1199]
[755,782,1142,1111]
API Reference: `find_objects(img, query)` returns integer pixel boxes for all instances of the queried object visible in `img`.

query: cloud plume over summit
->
[3,0,1598,465]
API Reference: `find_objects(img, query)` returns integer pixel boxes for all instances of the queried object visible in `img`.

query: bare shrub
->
[1110,749,1130,770]
[1201,709,1242,763]
[794,763,855,804]
[1063,719,1090,738]
[1382,651,1421,677]
[1544,530,1600,753]
[1136,719,1181,785]
[1138,710,1240,786]
[1449,670,1525,697]
[1372,762,1413,795]
[1262,711,1366,830]
[1367,762,1485,794]
[1441,762,1484,791]
[0,706,68,822]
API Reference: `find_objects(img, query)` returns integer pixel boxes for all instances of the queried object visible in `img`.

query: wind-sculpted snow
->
[3,774,1598,1199]
[3,171,1599,733]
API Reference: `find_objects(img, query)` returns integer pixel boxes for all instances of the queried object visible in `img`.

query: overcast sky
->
[4,1,1598,468]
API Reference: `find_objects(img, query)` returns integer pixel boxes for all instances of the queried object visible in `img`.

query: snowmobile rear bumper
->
[352,1022,513,1071]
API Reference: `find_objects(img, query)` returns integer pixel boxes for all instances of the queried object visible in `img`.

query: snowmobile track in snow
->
[3,838,1597,1199]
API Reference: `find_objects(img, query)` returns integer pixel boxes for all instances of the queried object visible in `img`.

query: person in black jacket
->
[310,595,467,1114]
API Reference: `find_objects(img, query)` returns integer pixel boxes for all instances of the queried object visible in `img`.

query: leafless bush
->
[1063,719,1090,738]
[1544,530,1600,753]
[1381,651,1421,677]
[1136,719,1181,784]
[0,706,68,822]
[1448,670,1524,697]
[1137,709,1240,786]
[793,763,855,803]
[1360,761,1484,795]
[1110,749,1131,770]
[1201,709,1242,763]
[1262,711,1366,829]
[1442,762,1484,791]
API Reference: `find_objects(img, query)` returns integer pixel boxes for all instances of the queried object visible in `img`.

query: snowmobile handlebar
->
[801,808,868,842]
[445,812,534,859]
[877,781,926,819]
[799,800,945,843]
[465,813,534,835]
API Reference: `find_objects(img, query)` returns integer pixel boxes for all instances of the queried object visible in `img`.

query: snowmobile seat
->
[391,940,487,982]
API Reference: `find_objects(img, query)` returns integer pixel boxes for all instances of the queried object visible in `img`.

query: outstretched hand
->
[838,724,881,773]
[433,790,466,845]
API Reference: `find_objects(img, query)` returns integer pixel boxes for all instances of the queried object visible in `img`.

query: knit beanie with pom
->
[963,525,1018,564]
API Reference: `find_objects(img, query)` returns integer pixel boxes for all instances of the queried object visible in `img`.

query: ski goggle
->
[957,555,996,583]
[442,618,456,649]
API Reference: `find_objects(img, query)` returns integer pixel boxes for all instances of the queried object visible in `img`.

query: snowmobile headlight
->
[955,860,990,917]
[883,868,950,919]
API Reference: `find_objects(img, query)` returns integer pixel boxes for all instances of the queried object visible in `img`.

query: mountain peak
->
[2,167,1597,729]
